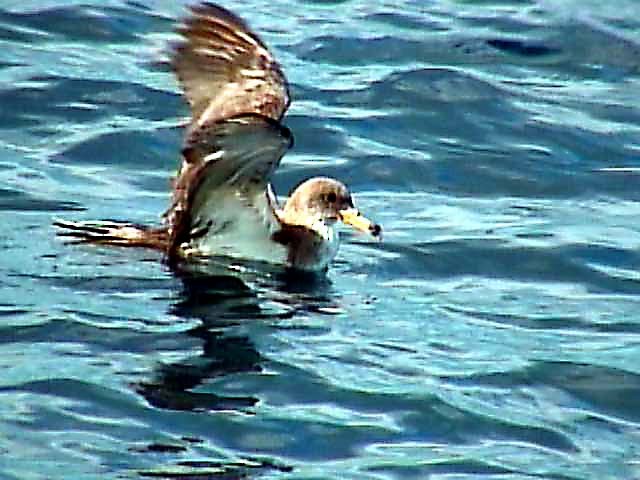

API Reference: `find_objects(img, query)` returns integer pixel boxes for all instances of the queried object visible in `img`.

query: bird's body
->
[55,2,380,272]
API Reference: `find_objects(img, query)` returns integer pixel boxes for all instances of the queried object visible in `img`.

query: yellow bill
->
[339,207,382,238]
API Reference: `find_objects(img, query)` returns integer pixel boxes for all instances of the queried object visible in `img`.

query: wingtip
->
[188,2,250,27]
[172,2,291,128]
[185,2,257,41]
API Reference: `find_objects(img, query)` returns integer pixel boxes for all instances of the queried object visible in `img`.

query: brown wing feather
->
[171,2,290,128]
[165,114,293,261]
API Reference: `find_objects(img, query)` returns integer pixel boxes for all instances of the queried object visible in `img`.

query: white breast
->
[182,189,289,266]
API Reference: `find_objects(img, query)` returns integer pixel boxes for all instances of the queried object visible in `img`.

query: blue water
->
[1,0,640,478]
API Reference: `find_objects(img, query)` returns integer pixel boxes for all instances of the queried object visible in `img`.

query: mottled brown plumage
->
[172,2,290,127]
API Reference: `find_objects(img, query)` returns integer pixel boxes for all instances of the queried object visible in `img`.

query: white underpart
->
[319,224,340,270]
[311,218,334,242]
[184,189,288,265]
[307,217,340,270]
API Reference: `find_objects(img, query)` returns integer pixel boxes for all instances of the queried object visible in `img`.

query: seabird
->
[55,2,381,272]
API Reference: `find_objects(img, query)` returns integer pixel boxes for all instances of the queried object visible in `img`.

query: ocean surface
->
[1,0,639,478]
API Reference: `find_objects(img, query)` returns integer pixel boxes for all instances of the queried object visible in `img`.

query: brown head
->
[281,177,381,237]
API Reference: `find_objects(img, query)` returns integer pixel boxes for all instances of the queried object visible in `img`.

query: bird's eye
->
[326,192,337,203]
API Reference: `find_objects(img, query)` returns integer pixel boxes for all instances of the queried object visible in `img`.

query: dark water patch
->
[340,131,637,200]
[583,101,640,127]
[289,71,541,193]
[556,19,640,73]
[171,264,337,321]
[455,0,535,5]
[13,271,171,294]
[444,305,640,335]
[454,8,640,75]
[0,113,39,129]
[0,305,31,317]
[0,318,195,355]
[335,67,509,110]
[487,38,561,57]
[248,360,576,454]
[0,4,172,44]
[0,59,25,69]
[294,35,433,66]
[292,8,640,76]
[132,442,187,454]
[374,240,640,294]
[366,459,523,479]
[170,284,284,323]
[295,32,550,69]
[0,76,182,129]
[132,267,338,414]
[138,458,292,479]
[137,379,258,413]
[0,188,81,212]
[284,114,347,157]
[300,0,351,5]
[137,327,262,412]
[0,378,146,433]
[130,173,176,196]
[275,152,427,194]
[462,8,545,33]
[399,398,575,454]
[54,127,180,170]
[296,66,640,198]
[444,361,640,424]
[0,23,45,43]
[563,242,640,273]
[522,120,636,173]
[169,272,259,319]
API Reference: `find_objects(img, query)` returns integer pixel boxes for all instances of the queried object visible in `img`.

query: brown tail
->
[53,219,169,251]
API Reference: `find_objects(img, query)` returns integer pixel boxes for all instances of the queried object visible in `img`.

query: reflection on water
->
[138,263,337,416]
[132,262,341,477]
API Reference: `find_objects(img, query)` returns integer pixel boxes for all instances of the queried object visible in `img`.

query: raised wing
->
[166,114,293,261]
[171,2,291,128]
